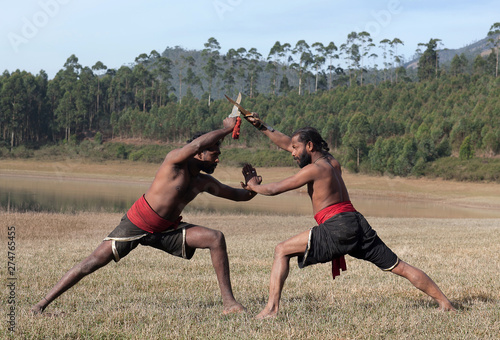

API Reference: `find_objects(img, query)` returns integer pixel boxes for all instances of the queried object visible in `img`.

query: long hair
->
[292,127,329,152]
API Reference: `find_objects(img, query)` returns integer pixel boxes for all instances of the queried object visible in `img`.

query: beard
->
[200,162,217,174]
[295,150,311,168]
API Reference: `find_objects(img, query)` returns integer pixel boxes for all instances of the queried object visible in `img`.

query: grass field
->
[2,211,500,339]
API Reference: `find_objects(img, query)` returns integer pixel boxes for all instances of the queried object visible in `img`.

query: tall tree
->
[450,53,468,75]
[91,61,107,130]
[268,41,283,95]
[183,56,203,95]
[417,38,441,81]
[222,48,238,96]
[391,38,404,83]
[291,40,312,95]
[311,42,326,92]
[324,42,339,90]
[151,52,173,106]
[55,54,81,141]
[245,48,262,98]
[201,37,221,105]
[487,22,500,77]
[379,39,391,82]
[134,53,153,112]
[358,31,375,85]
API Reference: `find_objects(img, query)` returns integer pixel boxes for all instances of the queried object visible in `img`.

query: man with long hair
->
[241,116,455,319]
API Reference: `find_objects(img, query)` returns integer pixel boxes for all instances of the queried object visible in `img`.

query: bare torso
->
[144,159,207,221]
[307,154,350,215]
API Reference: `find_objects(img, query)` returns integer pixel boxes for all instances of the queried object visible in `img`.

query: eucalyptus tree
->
[108,65,133,113]
[391,38,404,82]
[0,71,28,148]
[268,41,283,95]
[417,38,441,81]
[324,42,339,89]
[175,55,187,102]
[91,61,107,129]
[183,56,203,96]
[246,48,263,98]
[151,51,173,106]
[487,22,500,77]
[342,32,361,86]
[54,54,82,141]
[76,66,96,131]
[222,48,238,96]
[311,42,326,92]
[379,39,391,82]
[344,112,370,168]
[291,40,312,95]
[134,53,154,112]
[357,31,375,85]
[234,47,248,92]
[201,37,222,105]
[278,42,292,94]
[450,53,468,76]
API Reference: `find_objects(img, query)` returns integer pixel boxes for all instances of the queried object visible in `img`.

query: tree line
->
[1,24,499,178]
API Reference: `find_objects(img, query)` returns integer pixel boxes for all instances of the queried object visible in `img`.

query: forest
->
[1,25,499,181]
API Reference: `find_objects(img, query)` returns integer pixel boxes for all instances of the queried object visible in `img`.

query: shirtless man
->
[32,117,257,315]
[240,117,455,319]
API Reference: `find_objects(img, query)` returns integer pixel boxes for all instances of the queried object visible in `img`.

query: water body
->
[1,174,499,218]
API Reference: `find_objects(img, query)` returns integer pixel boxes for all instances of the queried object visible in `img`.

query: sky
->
[1,0,499,79]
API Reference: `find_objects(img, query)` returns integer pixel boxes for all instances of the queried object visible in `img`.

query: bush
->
[94,132,103,145]
[426,157,500,182]
[459,136,474,160]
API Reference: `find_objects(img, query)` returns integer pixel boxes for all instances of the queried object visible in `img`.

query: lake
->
[2,173,499,219]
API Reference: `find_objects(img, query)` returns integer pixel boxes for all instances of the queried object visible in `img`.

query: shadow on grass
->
[452,293,497,311]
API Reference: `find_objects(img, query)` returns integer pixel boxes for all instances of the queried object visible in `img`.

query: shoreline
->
[1,158,500,215]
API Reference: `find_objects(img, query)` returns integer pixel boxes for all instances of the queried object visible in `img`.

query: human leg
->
[31,241,114,314]
[390,260,455,311]
[184,226,245,314]
[255,229,310,319]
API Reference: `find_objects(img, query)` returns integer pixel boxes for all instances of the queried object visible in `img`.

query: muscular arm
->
[166,118,236,164]
[244,114,293,153]
[201,174,257,201]
[261,128,293,153]
[245,166,315,196]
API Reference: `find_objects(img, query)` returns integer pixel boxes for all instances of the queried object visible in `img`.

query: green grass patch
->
[425,157,500,182]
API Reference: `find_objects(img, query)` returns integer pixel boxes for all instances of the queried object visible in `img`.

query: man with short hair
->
[32,117,258,315]
[241,115,455,319]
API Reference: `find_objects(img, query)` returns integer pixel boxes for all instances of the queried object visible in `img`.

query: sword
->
[227,92,242,139]
[224,94,275,133]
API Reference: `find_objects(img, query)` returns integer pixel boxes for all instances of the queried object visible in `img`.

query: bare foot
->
[438,302,457,312]
[223,302,246,315]
[255,307,278,320]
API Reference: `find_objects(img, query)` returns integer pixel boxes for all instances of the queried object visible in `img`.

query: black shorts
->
[298,212,399,271]
[104,214,196,262]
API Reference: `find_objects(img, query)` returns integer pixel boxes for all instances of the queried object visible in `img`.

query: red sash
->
[127,195,181,233]
[314,201,357,279]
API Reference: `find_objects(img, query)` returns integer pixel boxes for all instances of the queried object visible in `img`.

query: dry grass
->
[2,211,499,339]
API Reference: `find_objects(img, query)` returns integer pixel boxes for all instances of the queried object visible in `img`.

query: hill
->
[405,34,499,69]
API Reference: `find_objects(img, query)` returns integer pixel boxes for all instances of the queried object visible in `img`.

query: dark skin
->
[31,117,260,316]
[242,114,455,319]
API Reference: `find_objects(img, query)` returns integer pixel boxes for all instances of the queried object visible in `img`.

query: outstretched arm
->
[244,114,293,153]
[242,164,315,196]
[200,164,264,201]
[167,117,236,164]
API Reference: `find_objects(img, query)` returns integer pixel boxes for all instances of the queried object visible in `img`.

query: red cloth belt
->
[314,201,357,280]
[127,195,181,233]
